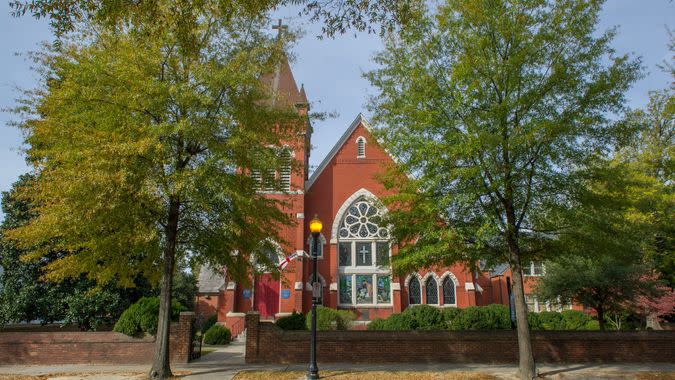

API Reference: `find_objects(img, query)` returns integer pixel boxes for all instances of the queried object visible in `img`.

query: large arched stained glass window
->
[337,196,391,306]
[408,276,421,305]
[425,277,438,305]
[442,277,456,305]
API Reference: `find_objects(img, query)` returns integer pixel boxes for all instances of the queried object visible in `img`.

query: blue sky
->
[0,1,673,221]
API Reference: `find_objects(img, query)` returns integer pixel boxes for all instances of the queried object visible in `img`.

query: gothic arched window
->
[442,277,456,305]
[425,277,438,305]
[408,276,421,305]
[337,196,391,306]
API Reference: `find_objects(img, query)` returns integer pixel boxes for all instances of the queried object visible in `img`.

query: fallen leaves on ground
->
[232,371,500,380]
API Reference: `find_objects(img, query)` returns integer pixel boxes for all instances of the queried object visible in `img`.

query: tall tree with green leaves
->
[0,174,156,330]
[6,4,302,378]
[366,1,640,378]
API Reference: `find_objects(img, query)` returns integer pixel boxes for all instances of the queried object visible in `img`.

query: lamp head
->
[309,214,323,235]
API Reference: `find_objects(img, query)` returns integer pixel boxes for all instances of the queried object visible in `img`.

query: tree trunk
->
[646,313,663,330]
[510,259,537,380]
[597,305,605,331]
[149,198,180,379]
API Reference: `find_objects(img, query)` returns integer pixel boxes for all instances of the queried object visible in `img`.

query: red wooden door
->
[255,273,279,318]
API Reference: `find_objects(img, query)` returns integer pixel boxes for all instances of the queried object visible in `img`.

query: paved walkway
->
[2,342,674,380]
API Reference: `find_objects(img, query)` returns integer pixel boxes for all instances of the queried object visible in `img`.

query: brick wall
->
[244,312,675,364]
[0,312,195,365]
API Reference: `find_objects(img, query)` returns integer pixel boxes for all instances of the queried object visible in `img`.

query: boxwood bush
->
[452,304,511,330]
[306,306,356,331]
[113,297,185,337]
[203,325,231,345]
[276,311,307,330]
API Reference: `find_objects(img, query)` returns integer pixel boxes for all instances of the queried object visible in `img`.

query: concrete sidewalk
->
[1,341,674,380]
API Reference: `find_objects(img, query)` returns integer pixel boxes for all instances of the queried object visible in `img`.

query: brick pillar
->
[245,311,260,364]
[171,311,195,364]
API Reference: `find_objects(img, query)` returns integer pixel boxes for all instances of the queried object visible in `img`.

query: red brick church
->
[195,52,553,337]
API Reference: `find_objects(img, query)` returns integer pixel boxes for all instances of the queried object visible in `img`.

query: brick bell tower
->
[250,18,312,320]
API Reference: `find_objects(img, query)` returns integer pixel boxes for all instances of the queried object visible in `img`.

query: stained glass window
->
[377,275,391,303]
[337,196,391,306]
[376,242,389,266]
[425,277,438,304]
[355,275,373,304]
[409,276,421,305]
[355,242,372,266]
[338,242,351,266]
[442,277,456,305]
[338,199,388,240]
[339,275,352,304]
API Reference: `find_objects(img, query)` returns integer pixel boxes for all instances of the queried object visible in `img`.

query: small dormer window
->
[356,136,366,158]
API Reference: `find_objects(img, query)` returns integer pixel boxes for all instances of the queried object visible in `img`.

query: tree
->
[5,5,302,378]
[8,0,419,38]
[0,174,155,330]
[366,1,640,378]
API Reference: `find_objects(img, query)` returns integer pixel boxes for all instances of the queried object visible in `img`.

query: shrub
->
[561,310,592,330]
[367,318,387,331]
[401,305,446,330]
[306,307,356,331]
[538,311,565,330]
[383,312,415,330]
[113,297,185,336]
[203,325,231,345]
[528,312,542,330]
[276,311,307,330]
[200,314,218,334]
[441,307,464,330]
[584,320,600,330]
[453,304,510,330]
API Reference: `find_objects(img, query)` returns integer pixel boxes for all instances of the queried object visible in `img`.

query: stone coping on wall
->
[0,312,195,365]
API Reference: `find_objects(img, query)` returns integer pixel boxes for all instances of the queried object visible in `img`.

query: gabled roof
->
[197,266,226,294]
[305,113,374,190]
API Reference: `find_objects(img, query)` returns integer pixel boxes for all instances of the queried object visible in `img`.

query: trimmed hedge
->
[306,307,356,331]
[113,297,185,337]
[276,311,307,330]
[368,305,598,331]
[203,325,231,345]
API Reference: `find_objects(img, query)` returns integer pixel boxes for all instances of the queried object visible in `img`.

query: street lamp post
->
[307,215,322,380]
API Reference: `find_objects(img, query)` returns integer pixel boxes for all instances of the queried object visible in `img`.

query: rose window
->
[338,200,388,239]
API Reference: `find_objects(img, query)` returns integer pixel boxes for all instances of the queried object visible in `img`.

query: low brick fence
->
[0,312,195,365]
[244,312,675,364]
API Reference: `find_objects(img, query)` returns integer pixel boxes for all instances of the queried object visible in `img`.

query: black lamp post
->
[307,214,322,380]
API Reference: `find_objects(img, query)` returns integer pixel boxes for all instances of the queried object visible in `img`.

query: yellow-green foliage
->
[5,13,304,288]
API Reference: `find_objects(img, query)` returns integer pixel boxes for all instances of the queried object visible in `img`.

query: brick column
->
[245,312,260,364]
[171,311,195,364]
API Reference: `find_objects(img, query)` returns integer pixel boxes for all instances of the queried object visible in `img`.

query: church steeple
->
[262,19,309,109]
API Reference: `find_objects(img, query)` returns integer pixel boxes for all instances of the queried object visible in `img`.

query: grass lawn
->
[232,371,499,380]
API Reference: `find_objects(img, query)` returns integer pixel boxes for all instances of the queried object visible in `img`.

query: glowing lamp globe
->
[309,215,323,234]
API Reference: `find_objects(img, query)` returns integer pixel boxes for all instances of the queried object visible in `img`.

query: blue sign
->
[281,289,291,299]
[243,289,251,299]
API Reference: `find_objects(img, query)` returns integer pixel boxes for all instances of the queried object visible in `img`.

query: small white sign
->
[312,282,322,298]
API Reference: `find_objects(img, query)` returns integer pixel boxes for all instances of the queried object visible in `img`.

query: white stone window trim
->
[523,261,546,277]
[305,273,327,290]
[337,273,393,307]
[330,188,389,244]
[405,272,423,305]
[421,272,441,306]
[306,233,327,259]
[356,136,367,158]
[252,239,286,273]
[439,271,459,307]
[337,240,392,307]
